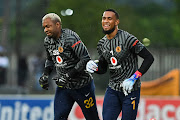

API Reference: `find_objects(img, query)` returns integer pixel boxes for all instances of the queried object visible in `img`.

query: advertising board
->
[0,95,180,120]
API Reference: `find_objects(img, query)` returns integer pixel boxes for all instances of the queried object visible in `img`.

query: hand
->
[39,74,49,90]
[52,76,68,88]
[86,60,98,73]
[122,71,142,95]
[122,77,136,94]
[120,83,128,96]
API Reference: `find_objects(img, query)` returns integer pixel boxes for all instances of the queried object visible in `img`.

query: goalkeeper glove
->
[39,74,49,90]
[122,71,142,95]
[53,68,78,87]
[52,76,67,88]
[52,73,72,88]
[86,60,98,73]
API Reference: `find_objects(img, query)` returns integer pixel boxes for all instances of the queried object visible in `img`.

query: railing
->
[1,48,180,94]
[140,48,180,81]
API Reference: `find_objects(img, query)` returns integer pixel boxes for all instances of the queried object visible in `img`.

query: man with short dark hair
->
[86,9,154,120]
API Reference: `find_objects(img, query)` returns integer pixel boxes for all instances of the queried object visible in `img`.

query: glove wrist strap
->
[132,70,142,81]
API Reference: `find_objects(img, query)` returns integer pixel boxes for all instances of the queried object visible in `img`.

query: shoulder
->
[118,29,137,43]
[61,29,83,48]
[118,29,131,37]
[97,36,107,51]
[97,35,106,45]
[62,28,80,40]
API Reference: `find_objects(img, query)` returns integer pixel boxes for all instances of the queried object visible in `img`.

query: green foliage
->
[47,0,180,48]
[48,0,118,48]
[8,0,180,54]
[0,18,2,25]
[9,0,48,54]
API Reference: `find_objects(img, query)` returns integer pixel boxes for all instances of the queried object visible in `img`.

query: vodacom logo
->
[110,57,117,66]
[56,56,63,64]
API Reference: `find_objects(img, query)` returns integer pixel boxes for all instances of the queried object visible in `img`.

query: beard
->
[47,32,58,39]
[47,34,52,38]
[102,26,116,35]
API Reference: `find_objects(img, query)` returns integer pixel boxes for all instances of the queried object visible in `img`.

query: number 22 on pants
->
[84,97,94,108]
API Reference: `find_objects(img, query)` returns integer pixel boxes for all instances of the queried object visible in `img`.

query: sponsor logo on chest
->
[53,49,63,64]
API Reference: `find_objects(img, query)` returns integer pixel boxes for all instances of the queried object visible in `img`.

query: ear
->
[115,19,119,26]
[56,22,61,28]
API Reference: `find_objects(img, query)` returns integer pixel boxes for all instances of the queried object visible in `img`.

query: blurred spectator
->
[32,52,45,90]
[0,46,9,85]
[18,55,28,87]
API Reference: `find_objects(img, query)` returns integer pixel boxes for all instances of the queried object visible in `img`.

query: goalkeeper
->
[39,13,99,120]
[86,9,154,120]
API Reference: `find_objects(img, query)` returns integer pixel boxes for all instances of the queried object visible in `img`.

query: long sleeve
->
[137,47,154,75]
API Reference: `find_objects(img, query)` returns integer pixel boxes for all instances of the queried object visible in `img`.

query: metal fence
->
[1,48,180,94]
[139,48,180,81]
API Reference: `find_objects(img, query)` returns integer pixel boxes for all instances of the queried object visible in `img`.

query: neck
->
[55,29,62,40]
[106,28,118,40]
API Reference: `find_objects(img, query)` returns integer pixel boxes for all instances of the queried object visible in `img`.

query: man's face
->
[42,18,60,38]
[102,11,119,34]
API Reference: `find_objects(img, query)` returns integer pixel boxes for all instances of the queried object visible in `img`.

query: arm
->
[95,55,108,74]
[137,47,154,75]
[43,49,54,76]
[39,42,54,90]
[86,39,108,74]
[86,55,108,74]
[122,47,154,94]
[128,35,154,75]
[122,35,154,94]
[66,36,91,78]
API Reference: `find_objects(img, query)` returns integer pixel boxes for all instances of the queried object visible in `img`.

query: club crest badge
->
[116,46,121,53]
[58,46,63,53]
[110,57,117,66]
[53,50,59,55]
[56,56,63,64]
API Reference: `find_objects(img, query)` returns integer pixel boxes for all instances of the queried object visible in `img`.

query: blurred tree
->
[15,0,22,58]
[8,0,180,53]
[47,0,180,48]
[172,0,180,47]
[134,3,175,47]
[48,0,117,49]
[10,0,50,54]
[1,0,10,48]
